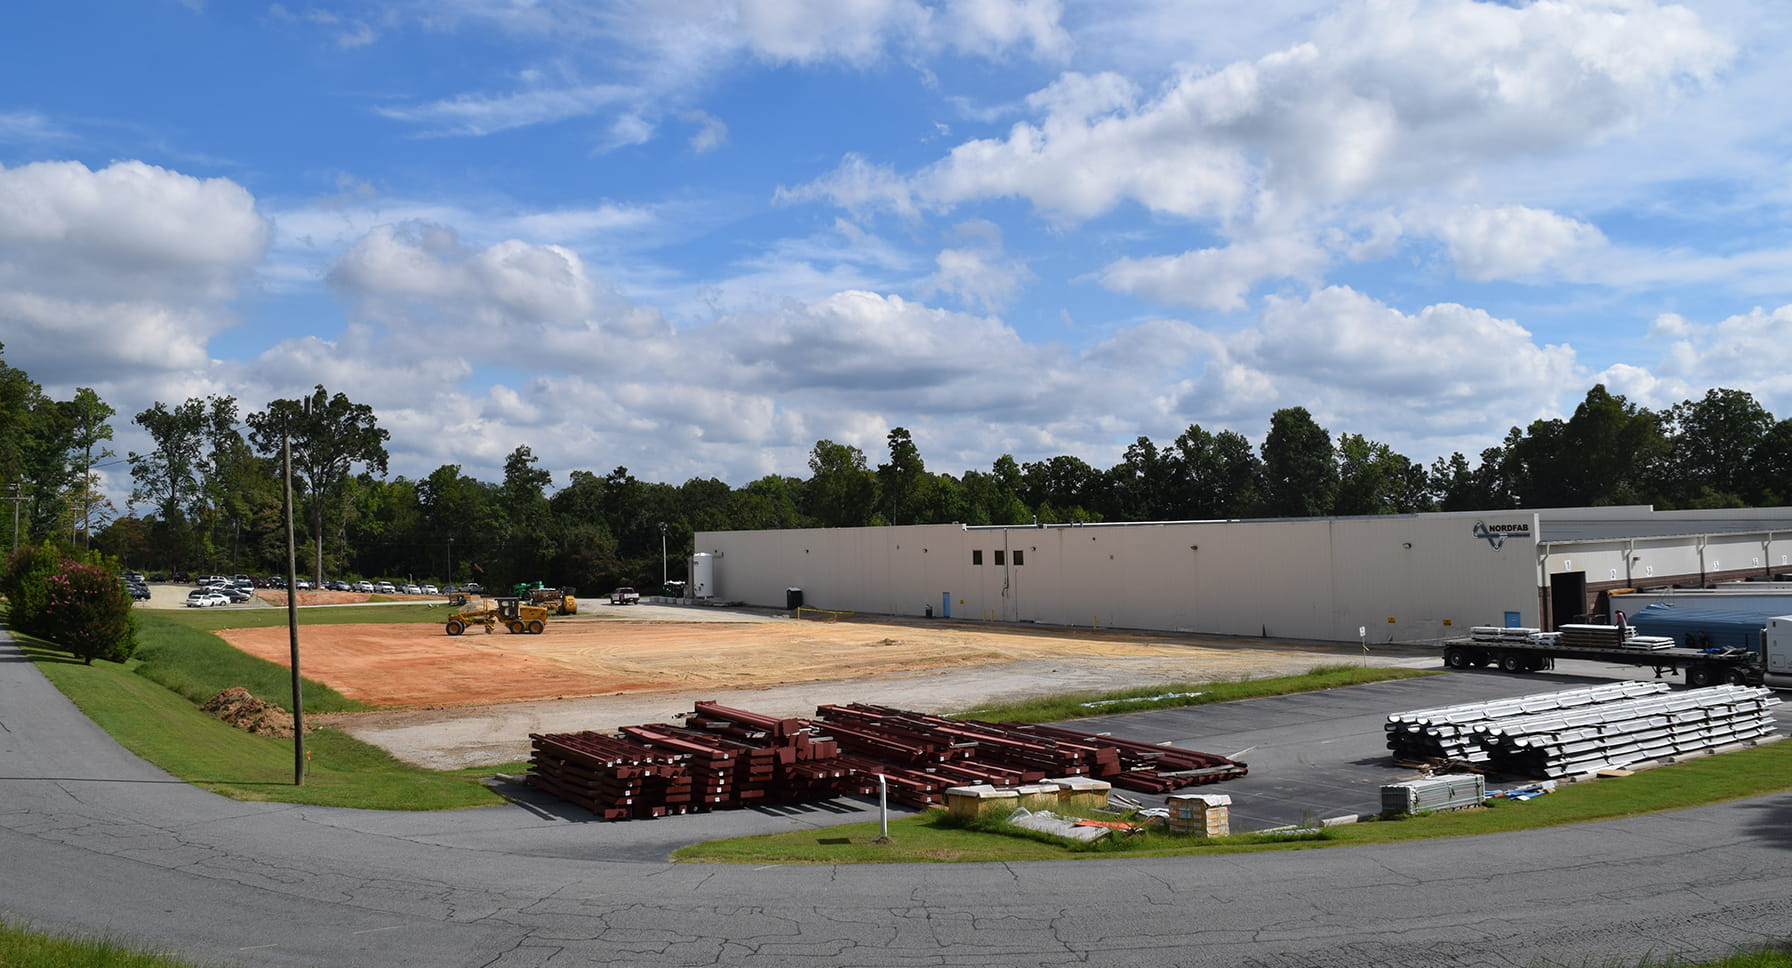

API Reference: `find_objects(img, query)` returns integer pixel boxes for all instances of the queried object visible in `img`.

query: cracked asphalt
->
[4,628,1791,967]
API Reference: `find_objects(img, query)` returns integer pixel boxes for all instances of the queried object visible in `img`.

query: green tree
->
[1019,455,1100,521]
[129,397,211,559]
[61,387,115,548]
[1259,407,1336,517]
[876,428,928,525]
[246,386,390,588]
[1333,434,1425,515]
[804,440,876,528]
[1660,388,1775,507]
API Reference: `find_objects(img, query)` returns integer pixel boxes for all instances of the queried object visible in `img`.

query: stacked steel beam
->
[527,700,1248,819]
[1473,685,1781,778]
[1385,682,1669,764]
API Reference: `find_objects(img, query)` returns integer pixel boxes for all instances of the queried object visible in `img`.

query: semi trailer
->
[1439,620,1792,689]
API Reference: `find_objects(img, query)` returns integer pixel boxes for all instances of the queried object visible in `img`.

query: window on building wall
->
[972,550,983,565]
[1013,550,1025,566]
[995,550,1006,566]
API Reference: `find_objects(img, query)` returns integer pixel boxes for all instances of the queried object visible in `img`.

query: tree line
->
[5,341,1791,595]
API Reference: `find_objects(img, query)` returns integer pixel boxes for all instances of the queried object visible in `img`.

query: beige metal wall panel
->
[697,509,1792,643]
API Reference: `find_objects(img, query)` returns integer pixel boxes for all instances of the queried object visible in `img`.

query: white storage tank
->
[691,552,716,600]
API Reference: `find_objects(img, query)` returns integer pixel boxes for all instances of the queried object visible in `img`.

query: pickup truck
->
[609,587,640,606]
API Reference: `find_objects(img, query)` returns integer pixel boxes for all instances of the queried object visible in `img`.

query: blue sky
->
[4,0,1791,509]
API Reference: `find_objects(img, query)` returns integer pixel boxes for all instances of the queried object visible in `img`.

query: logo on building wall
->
[1472,519,1531,550]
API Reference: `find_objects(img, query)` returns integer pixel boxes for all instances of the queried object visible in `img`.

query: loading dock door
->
[1549,571,1588,630]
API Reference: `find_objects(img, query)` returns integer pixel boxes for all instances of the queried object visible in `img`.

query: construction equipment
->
[444,596,549,635]
[515,581,578,615]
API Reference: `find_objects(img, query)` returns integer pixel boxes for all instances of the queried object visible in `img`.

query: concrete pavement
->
[4,627,1790,967]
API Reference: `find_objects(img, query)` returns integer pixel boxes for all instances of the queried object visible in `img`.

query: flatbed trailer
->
[1438,636,1763,688]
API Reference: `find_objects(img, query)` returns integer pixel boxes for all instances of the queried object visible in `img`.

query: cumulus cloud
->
[1612,304,1792,414]
[797,0,1730,228]
[1422,204,1608,282]
[0,160,267,386]
[1100,234,1331,311]
[1166,286,1583,456]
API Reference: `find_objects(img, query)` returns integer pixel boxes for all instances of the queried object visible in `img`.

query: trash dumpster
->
[786,587,803,609]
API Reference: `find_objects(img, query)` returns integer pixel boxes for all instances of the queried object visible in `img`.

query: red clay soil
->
[214,617,1302,710]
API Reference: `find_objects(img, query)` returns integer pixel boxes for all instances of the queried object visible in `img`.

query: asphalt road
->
[4,629,1790,968]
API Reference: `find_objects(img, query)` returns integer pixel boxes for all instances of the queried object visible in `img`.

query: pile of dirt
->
[202,687,296,737]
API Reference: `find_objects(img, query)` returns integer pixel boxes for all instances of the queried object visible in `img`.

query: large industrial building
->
[693,506,1792,644]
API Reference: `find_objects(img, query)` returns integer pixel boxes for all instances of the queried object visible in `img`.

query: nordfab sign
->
[1473,519,1531,550]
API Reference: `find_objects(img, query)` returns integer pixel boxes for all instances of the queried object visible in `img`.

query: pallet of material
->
[526,701,1249,820]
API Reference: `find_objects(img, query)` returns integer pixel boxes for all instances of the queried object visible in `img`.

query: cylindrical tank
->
[691,552,716,600]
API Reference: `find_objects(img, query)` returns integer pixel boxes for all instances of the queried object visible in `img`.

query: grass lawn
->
[18,632,518,810]
[675,735,1792,864]
[955,663,1439,723]
[0,917,223,968]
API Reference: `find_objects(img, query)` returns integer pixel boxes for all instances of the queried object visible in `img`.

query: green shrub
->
[3,545,137,664]
[1,543,63,638]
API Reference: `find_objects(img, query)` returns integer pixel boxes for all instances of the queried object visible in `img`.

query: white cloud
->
[0,160,266,387]
[0,110,69,145]
[374,83,637,137]
[1164,286,1583,456]
[1422,204,1608,282]
[799,0,1730,229]
[940,0,1072,61]
[922,219,1031,311]
[775,153,921,218]
[1612,304,1792,414]
[684,110,729,154]
[1100,234,1331,311]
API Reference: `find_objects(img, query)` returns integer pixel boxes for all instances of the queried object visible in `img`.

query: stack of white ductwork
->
[1384,682,1670,763]
[1473,685,1781,779]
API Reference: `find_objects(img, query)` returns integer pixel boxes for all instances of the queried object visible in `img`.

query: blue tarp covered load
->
[1622,602,1776,654]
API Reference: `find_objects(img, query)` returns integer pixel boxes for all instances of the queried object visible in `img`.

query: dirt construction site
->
[146,587,1432,769]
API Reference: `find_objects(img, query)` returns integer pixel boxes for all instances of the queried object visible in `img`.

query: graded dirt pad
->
[216,616,1343,709]
[210,611,1423,768]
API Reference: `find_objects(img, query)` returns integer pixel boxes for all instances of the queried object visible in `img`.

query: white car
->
[374,581,397,594]
[185,590,228,608]
[610,587,640,605]
[353,580,374,593]
[421,584,439,595]
[401,583,421,595]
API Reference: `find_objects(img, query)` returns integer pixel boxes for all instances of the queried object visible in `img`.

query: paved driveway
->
[3,629,1789,968]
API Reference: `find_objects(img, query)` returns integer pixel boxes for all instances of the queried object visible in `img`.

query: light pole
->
[447,535,453,588]
[659,522,667,591]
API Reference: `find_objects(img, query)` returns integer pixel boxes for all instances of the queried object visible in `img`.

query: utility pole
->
[4,483,23,555]
[659,522,667,590]
[283,407,306,785]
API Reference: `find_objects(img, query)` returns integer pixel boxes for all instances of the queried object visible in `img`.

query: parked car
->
[185,589,228,608]
[295,578,313,590]
[326,580,350,592]
[374,580,396,594]
[121,578,150,601]
[401,583,421,595]
[421,584,439,595]
[610,587,640,605]
[218,585,253,603]
[461,582,483,594]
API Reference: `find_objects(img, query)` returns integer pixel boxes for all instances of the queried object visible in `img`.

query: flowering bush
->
[2,545,137,664]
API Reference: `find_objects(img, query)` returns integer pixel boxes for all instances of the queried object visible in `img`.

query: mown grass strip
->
[675,736,1792,864]
[130,610,368,712]
[954,662,1439,723]
[18,634,516,810]
[0,917,218,968]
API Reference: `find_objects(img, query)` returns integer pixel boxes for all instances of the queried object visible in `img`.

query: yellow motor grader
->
[444,595,548,635]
